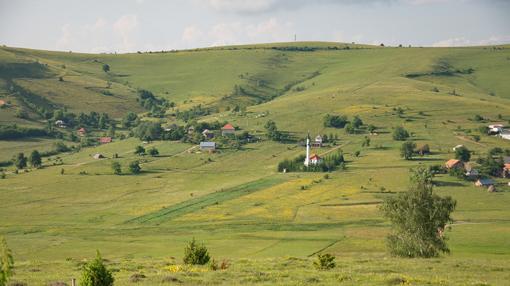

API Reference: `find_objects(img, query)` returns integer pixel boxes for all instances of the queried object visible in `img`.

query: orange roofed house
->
[445,159,464,170]
[221,123,235,136]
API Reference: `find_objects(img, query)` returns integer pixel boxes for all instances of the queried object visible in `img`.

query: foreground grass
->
[9,255,510,285]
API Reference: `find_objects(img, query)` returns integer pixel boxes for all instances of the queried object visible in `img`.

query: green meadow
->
[1,42,510,285]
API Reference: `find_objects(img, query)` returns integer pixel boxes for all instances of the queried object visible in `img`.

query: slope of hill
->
[1,42,510,285]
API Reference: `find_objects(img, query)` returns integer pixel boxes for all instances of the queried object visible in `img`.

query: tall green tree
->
[400,141,416,160]
[455,146,471,162]
[380,167,456,258]
[111,162,121,175]
[102,64,110,73]
[29,150,42,168]
[80,251,114,286]
[14,153,27,169]
[129,161,141,174]
[0,236,14,286]
[392,126,410,141]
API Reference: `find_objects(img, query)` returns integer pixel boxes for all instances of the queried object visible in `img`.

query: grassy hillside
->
[1,42,510,285]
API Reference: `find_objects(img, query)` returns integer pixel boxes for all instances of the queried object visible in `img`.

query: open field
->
[1,42,510,285]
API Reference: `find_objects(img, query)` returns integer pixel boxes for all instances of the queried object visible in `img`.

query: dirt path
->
[455,135,486,147]
[318,141,350,157]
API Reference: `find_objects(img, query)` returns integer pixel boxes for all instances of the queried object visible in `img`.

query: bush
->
[323,114,348,128]
[148,147,159,156]
[111,162,121,175]
[183,238,210,265]
[313,253,336,270]
[454,146,471,162]
[0,236,14,286]
[129,161,141,174]
[134,145,145,155]
[80,251,114,286]
[392,126,410,141]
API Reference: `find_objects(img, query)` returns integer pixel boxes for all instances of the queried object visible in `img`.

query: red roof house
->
[98,137,112,144]
[221,123,236,136]
[309,154,322,165]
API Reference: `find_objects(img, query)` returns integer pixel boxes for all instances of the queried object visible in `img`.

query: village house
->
[200,141,216,152]
[465,164,479,178]
[202,129,214,139]
[77,127,86,136]
[0,99,6,107]
[488,124,504,135]
[221,123,235,136]
[98,137,112,144]
[55,120,66,128]
[312,134,323,147]
[475,178,495,187]
[500,130,510,141]
[309,154,322,165]
[187,126,195,135]
[445,159,464,170]
[503,163,510,178]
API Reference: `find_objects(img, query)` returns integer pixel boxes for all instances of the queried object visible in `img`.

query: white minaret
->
[304,133,310,166]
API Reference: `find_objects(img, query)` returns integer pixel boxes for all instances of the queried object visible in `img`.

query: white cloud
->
[432,35,510,47]
[113,15,139,52]
[182,26,204,43]
[55,15,139,53]
[203,0,278,13]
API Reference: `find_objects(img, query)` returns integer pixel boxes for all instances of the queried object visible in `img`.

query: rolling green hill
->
[1,42,510,285]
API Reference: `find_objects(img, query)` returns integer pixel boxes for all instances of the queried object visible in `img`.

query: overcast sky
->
[1,0,509,53]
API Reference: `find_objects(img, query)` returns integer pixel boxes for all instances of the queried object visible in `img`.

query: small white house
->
[500,130,510,140]
[312,135,323,147]
[309,154,322,165]
[55,120,66,128]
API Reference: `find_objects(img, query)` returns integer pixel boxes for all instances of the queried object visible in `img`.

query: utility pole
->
[294,34,297,42]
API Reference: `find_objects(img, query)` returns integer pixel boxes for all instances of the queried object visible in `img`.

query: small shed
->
[475,178,495,187]
[503,163,510,178]
[92,153,105,159]
[202,129,214,139]
[221,123,235,136]
[200,142,216,152]
[453,144,464,151]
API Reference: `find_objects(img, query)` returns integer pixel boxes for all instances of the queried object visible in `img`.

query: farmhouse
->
[503,164,510,178]
[488,124,504,135]
[221,123,235,136]
[309,154,322,165]
[0,99,5,107]
[200,141,216,152]
[55,120,66,128]
[77,127,86,136]
[98,137,112,144]
[465,165,479,178]
[445,159,464,170]
[500,130,510,140]
[475,178,495,187]
[312,134,323,147]
[202,129,214,139]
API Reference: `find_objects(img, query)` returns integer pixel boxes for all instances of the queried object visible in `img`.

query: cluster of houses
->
[488,124,510,141]
[445,155,510,191]
[199,123,237,152]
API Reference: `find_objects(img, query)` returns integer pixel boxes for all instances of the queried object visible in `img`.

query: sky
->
[0,0,509,53]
